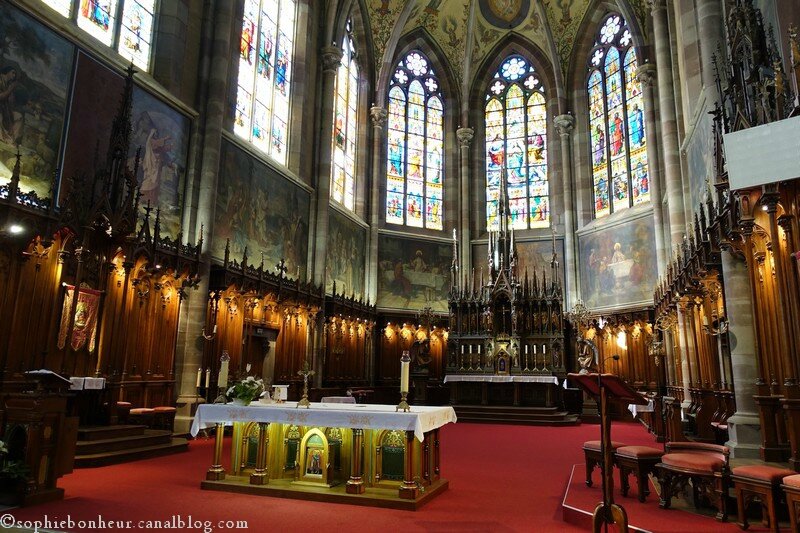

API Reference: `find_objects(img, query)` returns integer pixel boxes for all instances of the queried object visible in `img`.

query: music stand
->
[569,373,648,533]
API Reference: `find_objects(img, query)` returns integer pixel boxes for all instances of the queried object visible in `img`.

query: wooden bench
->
[615,445,663,502]
[732,464,794,532]
[583,440,625,488]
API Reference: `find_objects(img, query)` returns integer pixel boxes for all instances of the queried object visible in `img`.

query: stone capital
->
[321,45,343,73]
[554,114,575,136]
[647,0,667,14]
[370,106,387,127]
[456,127,474,147]
[636,63,657,87]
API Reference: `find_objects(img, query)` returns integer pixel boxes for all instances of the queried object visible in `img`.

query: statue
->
[410,332,432,373]
[577,336,598,375]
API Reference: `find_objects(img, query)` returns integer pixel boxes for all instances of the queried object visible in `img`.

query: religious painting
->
[472,239,565,288]
[578,215,657,310]
[213,140,310,280]
[326,209,366,298]
[479,0,531,28]
[686,106,713,210]
[57,285,101,352]
[0,3,75,199]
[377,234,452,312]
[62,53,190,237]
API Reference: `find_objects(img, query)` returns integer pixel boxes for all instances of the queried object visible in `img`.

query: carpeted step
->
[456,415,581,426]
[74,437,189,468]
[453,405,581,426]
[77,425,148,441]
[76,430,173,455]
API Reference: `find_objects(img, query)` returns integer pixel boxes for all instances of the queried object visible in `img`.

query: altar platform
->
[191,401,456,510]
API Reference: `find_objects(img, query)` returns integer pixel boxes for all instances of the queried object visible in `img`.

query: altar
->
[444,374,560,407]
[191,402,457,510]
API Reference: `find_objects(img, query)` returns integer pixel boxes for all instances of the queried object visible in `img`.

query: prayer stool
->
[656,441,731,521]
[780,474,800,533]
[583,440,626,487]
[152,406,177,431]
[731,465,794,532]
[615,445,664,502]
[115,401,132,425]
[129,407,155,428]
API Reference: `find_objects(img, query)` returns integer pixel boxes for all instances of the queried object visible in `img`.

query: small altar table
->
[444,374,560,407]
[191,402,457,510]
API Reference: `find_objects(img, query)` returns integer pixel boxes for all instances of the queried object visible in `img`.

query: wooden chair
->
[656,441,731,521]
[781,474,800,533]
[152,406,177,431]
[129,407,155,428]
[731,464,794,532]
[615,445,664,502]
[583,440,626,488]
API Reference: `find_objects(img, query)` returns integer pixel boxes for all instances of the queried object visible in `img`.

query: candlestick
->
[196,367,202,388]
[205,368,210,388]
[397,351,411,412]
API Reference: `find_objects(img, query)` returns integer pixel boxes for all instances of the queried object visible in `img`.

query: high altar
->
[445,178,565,408]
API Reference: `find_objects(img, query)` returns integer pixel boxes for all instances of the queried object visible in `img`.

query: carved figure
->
[577,336,598,375]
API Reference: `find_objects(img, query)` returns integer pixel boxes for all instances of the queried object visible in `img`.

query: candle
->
[525,345,529,355]
[213,324,217,334]
[205,368,210,388]
[469,345,473,354]
[218,358,229,388]
[478,345,481,354]
[196,367,202,388]
[461,345,465,354]
[542,345,546,354]
[533,345,537,354]
[246,363,252,373]
[400,351,410,393]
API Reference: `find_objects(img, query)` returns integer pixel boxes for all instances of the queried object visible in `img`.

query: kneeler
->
[570,373,648,533]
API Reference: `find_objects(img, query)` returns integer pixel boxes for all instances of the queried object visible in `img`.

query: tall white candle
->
[525,345,529,355]
[478,345,481,354]
[400,355,410,393]
[542,345,546,354]
[461,345,465,354]
[213,324,217,334]
[469,345,473,354]
[205,368,210,388]
[218,359,229,388]
[533,345,537,354]
[196,367,202,388]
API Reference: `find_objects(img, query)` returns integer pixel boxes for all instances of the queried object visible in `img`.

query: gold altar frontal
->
[193,402,455,510]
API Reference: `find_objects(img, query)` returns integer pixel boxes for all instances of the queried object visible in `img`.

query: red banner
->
[58,285,101,352]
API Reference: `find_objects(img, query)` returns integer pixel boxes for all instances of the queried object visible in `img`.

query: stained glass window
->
[235,0,296,166]
[386,50,443,230]
[484,55,548,231]
[331,25,358,211]
[43,0,155,70]
[587,13,649,218]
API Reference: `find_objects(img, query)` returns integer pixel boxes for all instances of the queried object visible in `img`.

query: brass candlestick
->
[397,350,411,412]
[297,359,315,409]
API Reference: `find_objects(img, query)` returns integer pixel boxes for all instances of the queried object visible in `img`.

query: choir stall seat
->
[615,445,664,502]
[128,407,155,428]
[731,465,795,532]
[152,406,177,431]
[583,440,626,488]
[780,474,800,533]
[656,441,731,521]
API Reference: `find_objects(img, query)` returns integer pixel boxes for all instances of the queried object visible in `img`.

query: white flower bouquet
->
[226,376,265,405]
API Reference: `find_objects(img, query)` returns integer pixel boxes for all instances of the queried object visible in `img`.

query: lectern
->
[568,373,648,533]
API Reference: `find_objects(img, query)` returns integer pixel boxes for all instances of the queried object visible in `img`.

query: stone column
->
[650,0,687,247]
[311,46,343,287]
[695,0,725,93]
[722,251,762,458]
[366,106,387,304]
[554,115,577,304]
[636,64,668,272]
[677,301,693,409]
[173,0,236,435]
[456,127,474,273]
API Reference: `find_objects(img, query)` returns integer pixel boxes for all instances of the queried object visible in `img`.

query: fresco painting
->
[213,140,310,280]
[578,216,657,310]
[473,239,565,288]
[0,4,75,199]
[326,209,366,298]
[377,235,452,312]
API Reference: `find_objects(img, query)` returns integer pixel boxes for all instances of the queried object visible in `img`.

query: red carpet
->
[9,422,744,532]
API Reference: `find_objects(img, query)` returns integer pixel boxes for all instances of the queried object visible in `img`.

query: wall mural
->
[578,215,657,310]
[326,209,366,298]
[0,3,74,199]
[366,0,407,75]
[472,238,564,288]
[213,140,310,280]
[62,53,190,237]
[479,0,531,28]
[686,104,713,211]
[471,1,546,71]
[377,234,452,312]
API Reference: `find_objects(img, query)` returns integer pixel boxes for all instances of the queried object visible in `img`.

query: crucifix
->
[297,359,315,408]
[276,259,288,278]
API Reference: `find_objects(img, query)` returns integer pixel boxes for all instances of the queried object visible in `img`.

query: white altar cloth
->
[443,374,558,385]
[190,402,456,442]
[628,398,655,417]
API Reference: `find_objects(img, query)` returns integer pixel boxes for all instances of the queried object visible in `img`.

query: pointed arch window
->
[331,23,359,211]
[587,13,649,218]
[386,50,444,230]
[234,0,296,165]
[40,0,156,70]
[484,55,549,231]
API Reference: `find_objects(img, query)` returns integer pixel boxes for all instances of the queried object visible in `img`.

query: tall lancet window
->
[331,23,358,211]
[40,0,156,70]
[587,13,649,218]
[234,0,296,165]
[484,55,548,231]
[386,50,444,230]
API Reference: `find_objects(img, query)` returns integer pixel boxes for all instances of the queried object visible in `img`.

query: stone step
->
[77,425,148,441]
[74,437,189,468]
[76,430,173,455]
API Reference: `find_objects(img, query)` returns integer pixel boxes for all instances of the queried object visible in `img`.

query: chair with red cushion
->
[152,406,177,431]
[615,445,664,502]
[781,474,800,533]
[656,441,731,521]
[732,464,794,532]
[583,439,626,488]
[128,407,155,428]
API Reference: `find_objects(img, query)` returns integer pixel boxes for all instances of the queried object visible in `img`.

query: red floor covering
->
[9,421,746,532]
